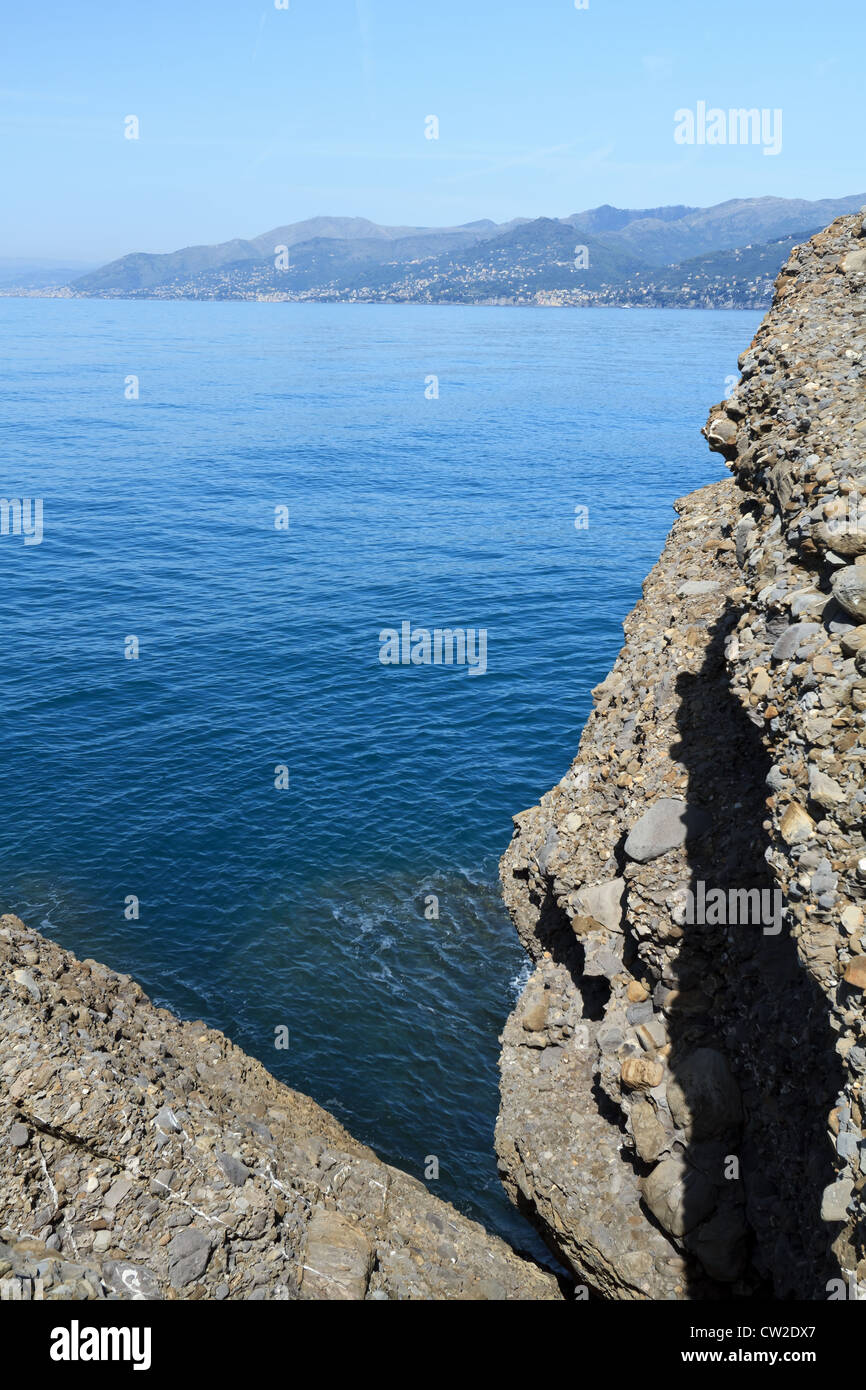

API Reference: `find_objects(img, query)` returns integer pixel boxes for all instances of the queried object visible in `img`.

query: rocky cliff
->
[0,914,561,1300]
[496,211,866,1299]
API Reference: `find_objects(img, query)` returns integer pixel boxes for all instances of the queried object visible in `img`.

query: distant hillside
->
[72,217,520,294]
[611,230,823,308]
[0,258,97,290]
[588,195,866,266]
[368,218,651,300]
[64,194,864,307]
[565,202,698,238]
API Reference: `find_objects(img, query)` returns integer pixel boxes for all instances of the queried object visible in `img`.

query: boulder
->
[665,1049,742,1141]
[642,1156,716,1238]
[573,877,625,932]
[624,800,710,863]
[300,1208,373,1300]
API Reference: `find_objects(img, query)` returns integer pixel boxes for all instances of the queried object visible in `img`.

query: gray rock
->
[705,417,738,453]
[626,1001,654,1025]
[597,1022,625,1054]
[766,764,791,793]
[630,1099,668,1164]
[843,248,866,274]
[154,1105,182,1135]
[685,1204,749,1282]
[8,1123,29,1148]
[770,622,821,661]
[535,826,560,876]
[832,566,866,621]
[665,1048,742,1140]
[820,1179,854,1222]
[12,968,40,1002]
[217,1152,251,1187]
[816,519,866,556]
[808,766,845,809]
[583,941,624,980]
[539,1046,565,1071]
[167,1228,213,1289]
[636,1019,667,1051]
[624,799,710,863]
[789,588,828,616]
[642,1156,716,1237]
[811,859,838,896]
[734,514,756,565]
[678,580,721,597]
[573,877,624,932]
[104,1177,134,1210]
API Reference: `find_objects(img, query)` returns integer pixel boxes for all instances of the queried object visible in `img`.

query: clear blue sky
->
[2,0,862,261]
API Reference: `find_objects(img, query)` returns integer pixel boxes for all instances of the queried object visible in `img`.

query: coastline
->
[0,289,772,309]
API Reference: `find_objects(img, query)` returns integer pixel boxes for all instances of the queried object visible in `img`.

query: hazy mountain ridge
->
[58,193,866,306]
[0,258,97,290]
[590,194,866,266]
[72,217,523,294]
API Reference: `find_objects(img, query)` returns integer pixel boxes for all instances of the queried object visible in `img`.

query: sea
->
[0,299,760,1253]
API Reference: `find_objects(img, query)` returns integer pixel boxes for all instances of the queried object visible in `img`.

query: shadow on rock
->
[660,601,843,1297]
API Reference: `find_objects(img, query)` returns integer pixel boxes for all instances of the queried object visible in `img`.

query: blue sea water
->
[0,299,760,1253]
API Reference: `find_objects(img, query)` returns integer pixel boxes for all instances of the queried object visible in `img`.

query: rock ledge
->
[0,914,561,1300]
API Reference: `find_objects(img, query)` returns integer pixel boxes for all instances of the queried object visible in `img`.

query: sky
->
[1,0,863,262]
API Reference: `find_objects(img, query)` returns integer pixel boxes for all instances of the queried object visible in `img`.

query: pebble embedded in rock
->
[167,1228,213,1289]
[779,801,815,845]
[624,799,710,863]
[573,877,625,932]
[678,580,721,597]
[770,623,822,662]
[154,1105,182,1135]
[620,1057,664,1091]
[521,997,548,1033]
[808,766,845,809]
[12,968,41,1002]
[832,566,866,621]
[217,1152,251,1187]
[104,1177,134,1210]
[642,1156,716,1238]
[820,1178,854,1222]
[843,957,866,990]
[840,625,866,656]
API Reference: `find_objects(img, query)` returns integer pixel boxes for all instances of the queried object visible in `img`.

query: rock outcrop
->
[496,211,866,1299]
[0,914,562,1300]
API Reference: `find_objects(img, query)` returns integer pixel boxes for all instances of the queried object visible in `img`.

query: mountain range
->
[28,194,866,307]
